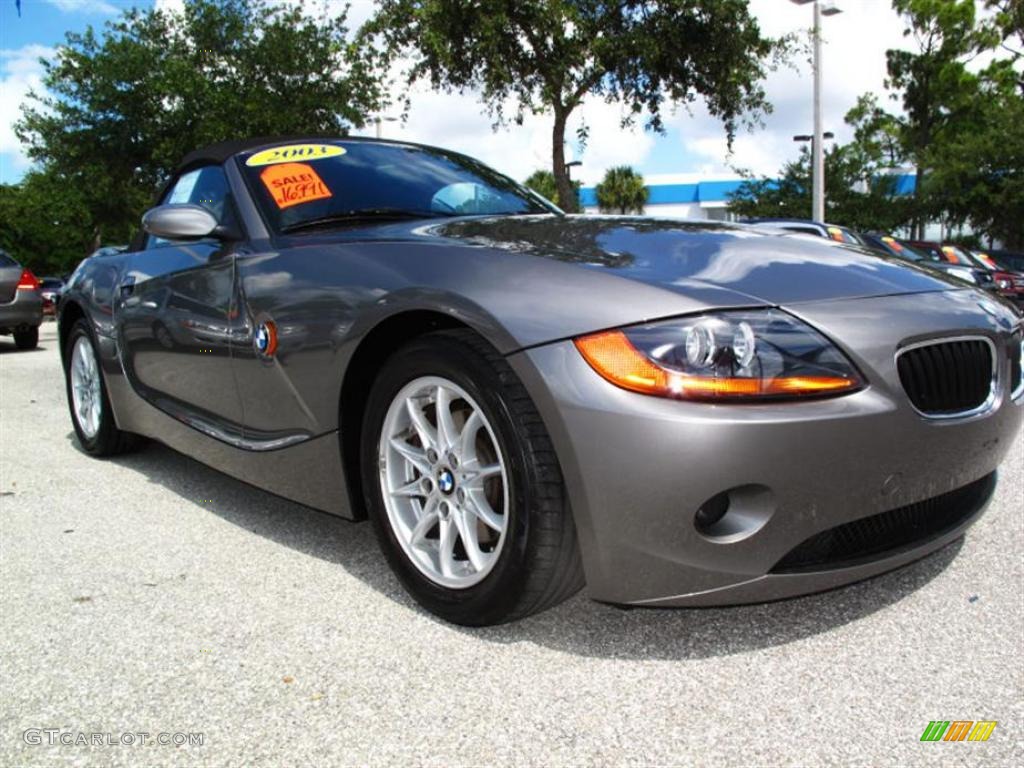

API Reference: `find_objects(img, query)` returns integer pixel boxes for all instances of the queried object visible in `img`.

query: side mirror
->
[142,204,222,240]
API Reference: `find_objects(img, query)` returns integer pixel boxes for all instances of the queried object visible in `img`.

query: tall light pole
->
[790,0,842,222]
[373,116,399,139]
[793,132,834,144]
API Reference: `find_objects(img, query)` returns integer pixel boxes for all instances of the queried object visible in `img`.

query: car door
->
[116,164,247,437]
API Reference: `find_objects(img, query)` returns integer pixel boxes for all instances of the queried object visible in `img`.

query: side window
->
[431,182,510,214]
[147,165,238,248]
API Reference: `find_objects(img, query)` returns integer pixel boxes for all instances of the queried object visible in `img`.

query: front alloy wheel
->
[361,329,584,625]
[379,376,509,589]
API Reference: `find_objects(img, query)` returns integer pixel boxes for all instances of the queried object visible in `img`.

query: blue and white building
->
[579,171,919,223]
[579,173,747,220]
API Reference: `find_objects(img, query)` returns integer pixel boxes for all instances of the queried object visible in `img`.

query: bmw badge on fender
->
[253,320,277,358]
[58,137,1024,626]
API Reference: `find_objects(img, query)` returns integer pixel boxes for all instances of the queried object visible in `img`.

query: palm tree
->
[524,170,580,208]
[595,166,648,214]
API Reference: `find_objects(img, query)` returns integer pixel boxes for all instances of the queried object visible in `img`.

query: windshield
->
[239,140,557,232]
[878,236,926,261]
[826,225,862,245]
[969,251,999,271]
[939,244,976,267]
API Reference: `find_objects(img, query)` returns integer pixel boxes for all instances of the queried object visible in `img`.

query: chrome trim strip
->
[1011,332,1024,402]
[152,395,311,451]
[895,334,999,420]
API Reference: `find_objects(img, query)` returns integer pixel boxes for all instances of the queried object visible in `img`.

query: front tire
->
[13,327,38,350]
[361,329,584,625]
[65,318,137,456]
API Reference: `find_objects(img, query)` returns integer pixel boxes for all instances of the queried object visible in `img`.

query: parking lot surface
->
[1,322,1022,767]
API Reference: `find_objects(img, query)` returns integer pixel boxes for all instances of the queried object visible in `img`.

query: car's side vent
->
[897,337,994,417]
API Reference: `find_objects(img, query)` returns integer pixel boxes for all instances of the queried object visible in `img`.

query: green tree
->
[523,169,579,207]
[846,94,907,169]
[727,143,912,232]
[0,170,102,274]
[847,0,1023,245]
[363,1,787,212]
[884,0,983,237]
[595,166,647,215]
[924,59,1024,248]
[976,0,1022,77]
[15,0,381,251]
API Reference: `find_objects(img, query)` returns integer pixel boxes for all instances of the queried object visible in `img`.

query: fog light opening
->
[695,492,730,534]
[692,484,776,542]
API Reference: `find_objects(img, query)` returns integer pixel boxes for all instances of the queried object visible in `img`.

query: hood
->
[429,215,957,305]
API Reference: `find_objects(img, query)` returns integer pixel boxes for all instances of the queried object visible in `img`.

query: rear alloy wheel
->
[13,326,38,350]
[64,319,138,456]
[361,329,584,625]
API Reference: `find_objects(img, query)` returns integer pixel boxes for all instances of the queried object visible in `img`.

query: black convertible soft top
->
[177,135,344,172]
[177,133,443,174]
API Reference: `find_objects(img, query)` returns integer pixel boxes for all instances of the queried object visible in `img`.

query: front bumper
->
[510,289,1023,606]
[0,291,43,331]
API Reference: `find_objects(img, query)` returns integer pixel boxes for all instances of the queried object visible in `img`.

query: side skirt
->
[98,340,352,518]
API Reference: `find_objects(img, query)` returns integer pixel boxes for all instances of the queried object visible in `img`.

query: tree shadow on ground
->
[0,341,50,353]
[0,319,56,354]
[94,437,964,662]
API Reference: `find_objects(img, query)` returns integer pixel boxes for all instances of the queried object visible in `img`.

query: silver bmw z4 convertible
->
[59,137,1024,625]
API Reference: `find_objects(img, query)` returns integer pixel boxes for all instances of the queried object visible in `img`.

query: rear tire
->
[14,327,38,350]
[361,329,584,625]
[64,318,138,456]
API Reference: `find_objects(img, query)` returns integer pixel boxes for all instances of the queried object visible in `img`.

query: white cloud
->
[2,0,986,187]
[672,0,916,177]
[0,45,55,184]
[155,0,375,26]
[152,0,184,13]
[44,0,119,14]
[360,0,923,184]
[363,84,551,183]
[567,100,657,185]
[346,72,655,185]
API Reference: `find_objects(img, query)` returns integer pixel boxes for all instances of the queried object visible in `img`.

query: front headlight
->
[574,309,864,401]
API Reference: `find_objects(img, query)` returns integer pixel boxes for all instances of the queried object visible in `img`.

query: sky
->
[0,0,920,187]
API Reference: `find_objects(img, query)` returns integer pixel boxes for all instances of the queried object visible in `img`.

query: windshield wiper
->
[281,208,452,233]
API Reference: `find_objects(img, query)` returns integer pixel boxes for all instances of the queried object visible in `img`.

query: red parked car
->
[39,277,65,317]
[907,241,1001,295]
[966,251,1024,308]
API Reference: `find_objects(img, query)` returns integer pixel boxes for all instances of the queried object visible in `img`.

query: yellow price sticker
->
[245,143,346,167]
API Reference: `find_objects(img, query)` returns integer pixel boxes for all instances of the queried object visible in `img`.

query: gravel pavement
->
[1,322,1022,767]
